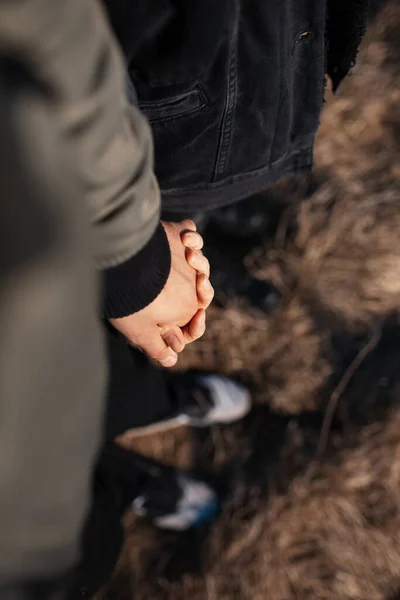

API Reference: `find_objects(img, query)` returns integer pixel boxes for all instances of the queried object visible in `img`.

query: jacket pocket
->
[139,87,207,124]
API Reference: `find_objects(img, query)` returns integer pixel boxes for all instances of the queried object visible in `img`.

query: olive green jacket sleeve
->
[0,0,165,589]
[0,0,160,269]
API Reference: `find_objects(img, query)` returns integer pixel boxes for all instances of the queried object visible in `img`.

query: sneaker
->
[128,374,251,437]
[132,465,219,531]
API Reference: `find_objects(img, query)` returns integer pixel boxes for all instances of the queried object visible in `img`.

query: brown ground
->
[101,4,400,599]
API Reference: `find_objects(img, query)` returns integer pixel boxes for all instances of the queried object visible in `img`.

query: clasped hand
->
[110,220,214,367]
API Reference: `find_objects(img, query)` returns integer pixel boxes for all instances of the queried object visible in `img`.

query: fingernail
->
[160,355,176,367]
[202,277,211,290]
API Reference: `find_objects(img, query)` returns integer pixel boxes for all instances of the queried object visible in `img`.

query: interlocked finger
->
[159,325,185,354]
[196,272,214,310]
[181,230,204,251]
[181,309,206,344]
[185,248,210,279]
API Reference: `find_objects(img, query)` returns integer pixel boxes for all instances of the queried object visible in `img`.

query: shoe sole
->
[122,414,190,438]
[121,390,251,439]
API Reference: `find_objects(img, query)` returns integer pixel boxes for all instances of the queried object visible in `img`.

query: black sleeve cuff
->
[102,223,171,319]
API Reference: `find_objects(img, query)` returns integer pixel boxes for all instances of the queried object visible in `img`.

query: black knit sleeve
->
[102,223,171,319]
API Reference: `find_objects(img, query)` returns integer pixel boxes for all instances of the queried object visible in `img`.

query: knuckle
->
[147,350,160,362]
[195,232,204,244]
[197,325,206,340]
[133,331,150,351]
[153,347,169,361]
[144,340,168,362]
[185,308,198,326]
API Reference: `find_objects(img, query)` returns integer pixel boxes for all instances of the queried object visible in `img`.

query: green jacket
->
[0,0,161,586]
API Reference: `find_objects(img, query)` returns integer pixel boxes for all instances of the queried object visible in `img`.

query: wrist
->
[102,223,171,319]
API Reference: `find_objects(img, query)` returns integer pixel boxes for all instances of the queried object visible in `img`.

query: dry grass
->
[138,414,400,600]
[102,4,400,599]
[294,2,400,329]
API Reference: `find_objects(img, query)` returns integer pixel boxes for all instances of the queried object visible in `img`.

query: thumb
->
[140,328,179,368]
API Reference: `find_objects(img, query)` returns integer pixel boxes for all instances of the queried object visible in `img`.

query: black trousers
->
[104,323,176,439]
[66,325,178,598]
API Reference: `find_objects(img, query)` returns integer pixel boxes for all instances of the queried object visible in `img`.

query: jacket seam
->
[164,141,314,195]
[162,155,313,211]
[269,45,284,162]
[212,6,239,182]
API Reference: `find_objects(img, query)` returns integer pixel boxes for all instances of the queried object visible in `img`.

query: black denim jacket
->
[104,0,368,212]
